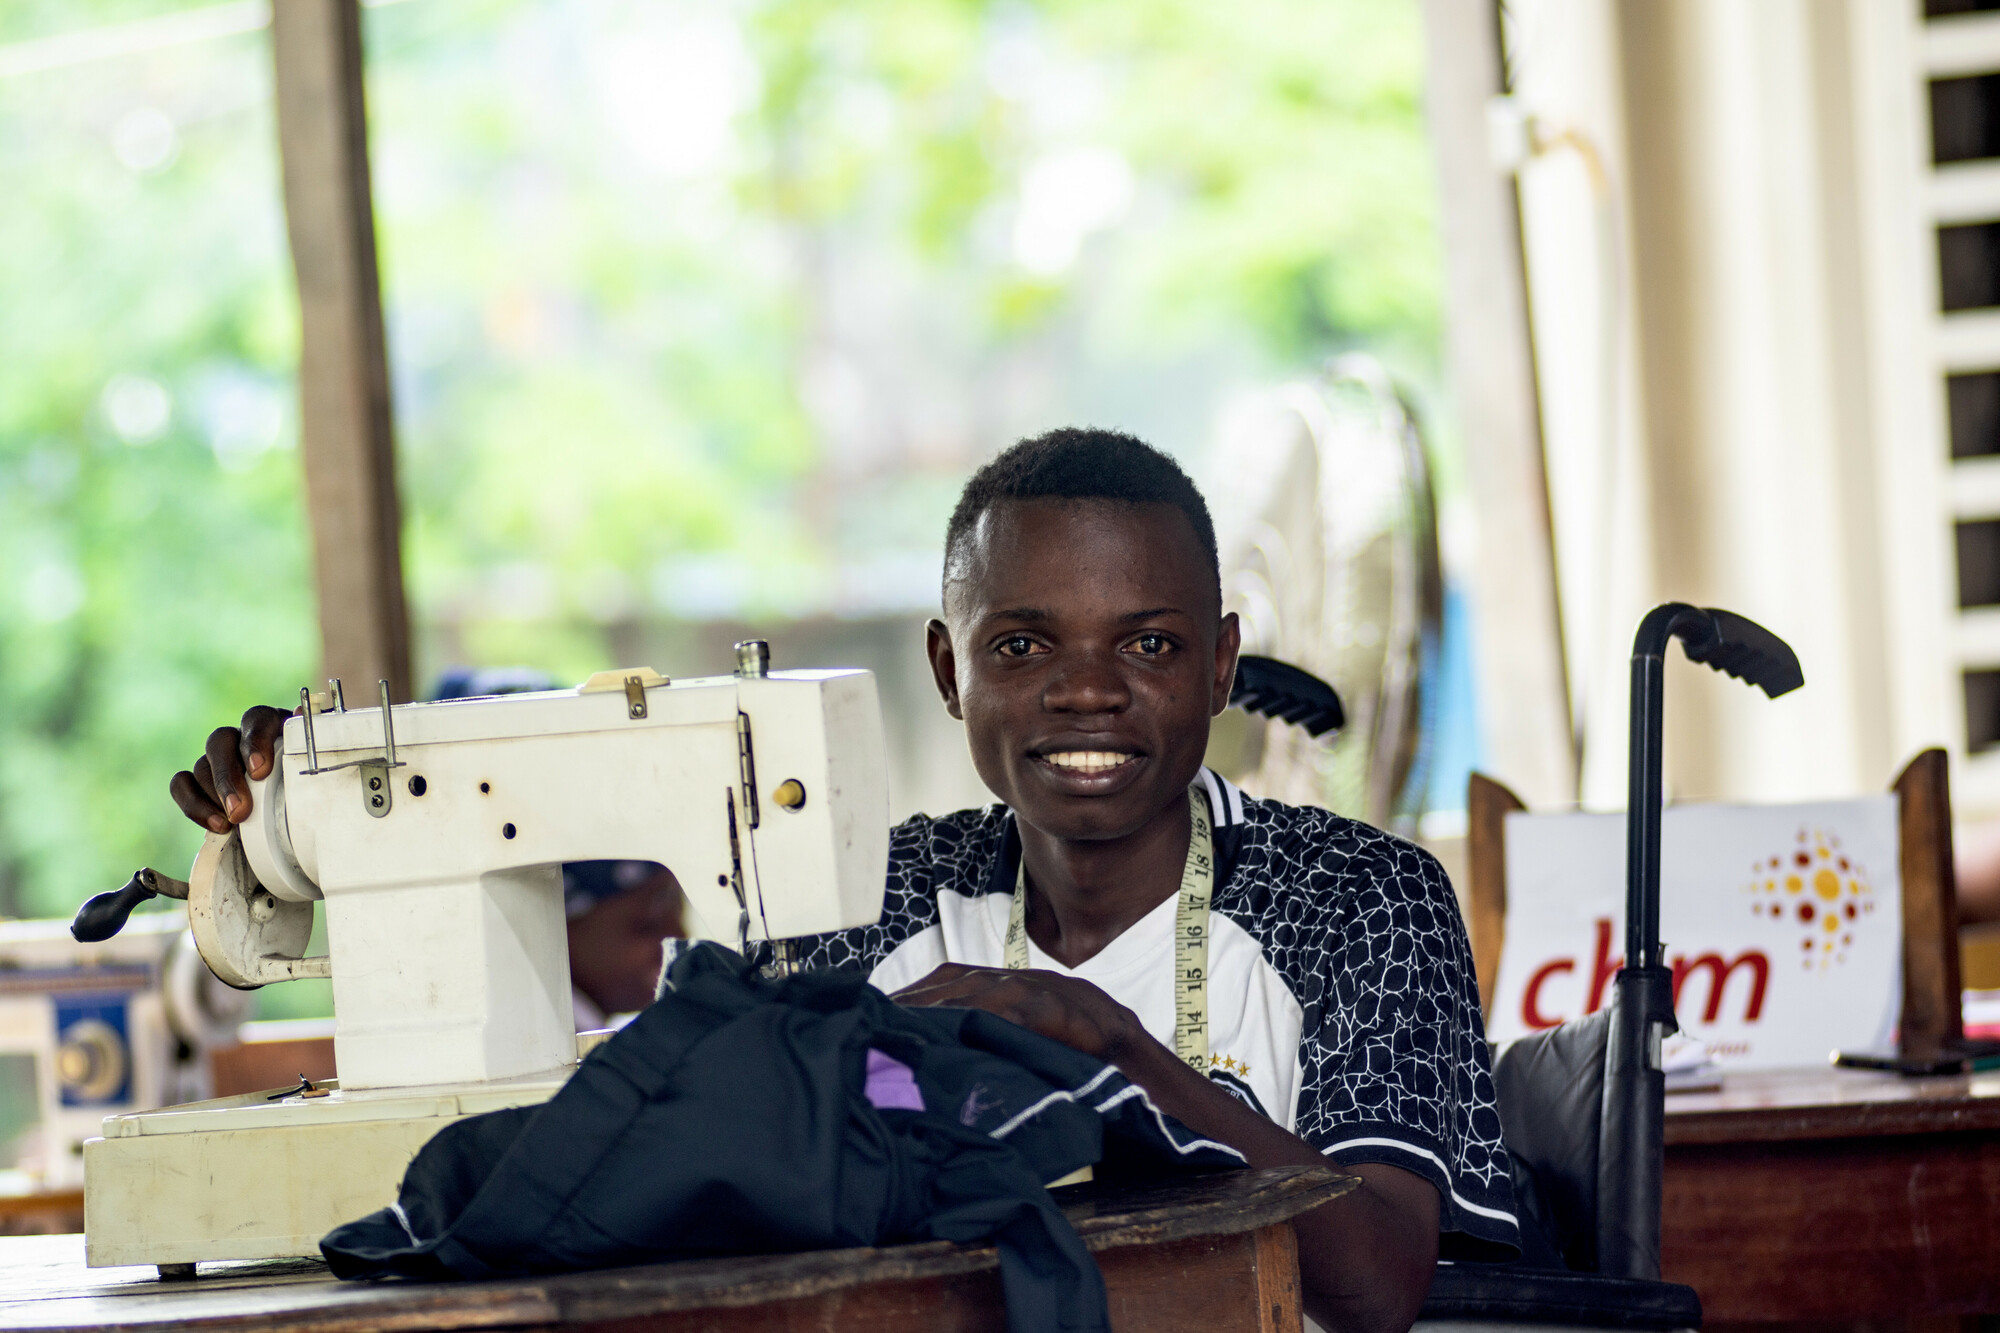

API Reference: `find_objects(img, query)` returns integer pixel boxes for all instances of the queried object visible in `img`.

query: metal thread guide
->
[297,679,403,819]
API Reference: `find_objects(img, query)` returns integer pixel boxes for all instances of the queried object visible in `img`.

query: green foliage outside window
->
[0,0,1439,949]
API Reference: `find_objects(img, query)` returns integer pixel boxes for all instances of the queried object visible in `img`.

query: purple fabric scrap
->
[863,1048,925,1112]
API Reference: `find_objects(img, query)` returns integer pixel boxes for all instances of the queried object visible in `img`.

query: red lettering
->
[1521,959,1575,1030]
[1671,951,1770,1023]
[1586,917,1622,1014]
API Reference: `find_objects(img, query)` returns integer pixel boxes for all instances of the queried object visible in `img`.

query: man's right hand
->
[169,705,293,835]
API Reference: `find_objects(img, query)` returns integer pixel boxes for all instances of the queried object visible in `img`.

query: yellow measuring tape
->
[1005,784,1214,1072]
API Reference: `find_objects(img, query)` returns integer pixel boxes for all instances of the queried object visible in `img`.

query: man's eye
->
[1131,633,1170,656]
[998,635,1040,658]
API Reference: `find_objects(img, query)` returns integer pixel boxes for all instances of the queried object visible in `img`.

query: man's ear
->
[1210,611,1242,718]
[925,619,964,721]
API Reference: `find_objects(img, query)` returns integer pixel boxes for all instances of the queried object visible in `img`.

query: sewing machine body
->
[82,664,891,1268]
[239,667,887,1090]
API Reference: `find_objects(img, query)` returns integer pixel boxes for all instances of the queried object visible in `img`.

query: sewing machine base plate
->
[82,1071,572,1268]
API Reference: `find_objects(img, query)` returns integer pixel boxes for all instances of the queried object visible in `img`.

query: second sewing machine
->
[72,642,889,1274]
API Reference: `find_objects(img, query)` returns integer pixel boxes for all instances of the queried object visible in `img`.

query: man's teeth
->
[1043,751,1135,773]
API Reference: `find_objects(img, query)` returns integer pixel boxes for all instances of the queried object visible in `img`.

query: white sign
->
[1488,798,1902,1069]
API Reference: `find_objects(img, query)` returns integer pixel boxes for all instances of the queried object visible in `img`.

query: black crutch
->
[1600,604,1803,1279]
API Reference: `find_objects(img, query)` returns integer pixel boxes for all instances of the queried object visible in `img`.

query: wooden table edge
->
[0,1166,1355,1333]
[1068,1164,1357,1249]
[1664,1100,2000,1145]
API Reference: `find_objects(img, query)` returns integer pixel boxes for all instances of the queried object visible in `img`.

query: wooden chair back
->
[1465,772,1522,1018]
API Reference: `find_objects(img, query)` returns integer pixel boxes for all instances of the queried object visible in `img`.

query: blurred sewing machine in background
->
[0,913,247,1197]
[69,644,890,1273]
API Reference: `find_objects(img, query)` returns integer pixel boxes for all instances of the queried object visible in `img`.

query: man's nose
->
[1041,649,1131,713]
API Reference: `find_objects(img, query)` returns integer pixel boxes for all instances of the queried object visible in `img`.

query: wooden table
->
[1662,1068,2000,1326]
[0,1165,1348,1333]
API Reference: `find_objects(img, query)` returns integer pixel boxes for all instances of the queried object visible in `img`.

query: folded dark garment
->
[322,942,1243,1333]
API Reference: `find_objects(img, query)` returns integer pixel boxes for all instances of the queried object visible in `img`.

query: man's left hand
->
[891,962,1143,1065]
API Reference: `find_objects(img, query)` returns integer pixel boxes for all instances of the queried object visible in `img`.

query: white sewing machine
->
[79,645,889,1272]
[0,913,247,1193]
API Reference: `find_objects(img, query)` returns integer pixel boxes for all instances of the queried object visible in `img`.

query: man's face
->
[928,498,1239,843]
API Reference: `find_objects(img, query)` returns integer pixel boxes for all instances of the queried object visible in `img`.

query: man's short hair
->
[943,427,1219,604]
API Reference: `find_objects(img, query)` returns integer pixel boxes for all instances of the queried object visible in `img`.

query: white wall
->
[1499,0,1960,811]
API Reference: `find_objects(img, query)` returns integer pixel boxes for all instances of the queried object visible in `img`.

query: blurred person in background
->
[562,860,683,1030]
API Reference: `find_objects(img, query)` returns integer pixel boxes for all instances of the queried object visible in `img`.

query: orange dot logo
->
[1746,826,1876,970]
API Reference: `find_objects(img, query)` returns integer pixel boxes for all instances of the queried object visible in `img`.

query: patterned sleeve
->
[791,813,946,975]
[1285,816,1519,1256]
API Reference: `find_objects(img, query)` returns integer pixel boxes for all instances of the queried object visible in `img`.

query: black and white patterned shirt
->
[797,769,1519,1254]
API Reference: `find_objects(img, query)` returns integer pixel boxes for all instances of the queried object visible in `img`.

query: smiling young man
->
[798,429,1516,1332]
[171,428,1512,1333]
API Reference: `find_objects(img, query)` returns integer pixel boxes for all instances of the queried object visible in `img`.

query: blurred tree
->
[0,9,314,922]
[0,0,1439,959]
[361,0,1439,671]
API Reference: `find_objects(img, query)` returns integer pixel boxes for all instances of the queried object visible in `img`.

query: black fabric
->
[1501,1145,1568,1272]
[1490,1007,1613,1272]
[1421,1264,1702,1330]
[322,943,1242,1333]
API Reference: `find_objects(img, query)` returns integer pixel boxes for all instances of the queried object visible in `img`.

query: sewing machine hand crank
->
[70,868,191,943]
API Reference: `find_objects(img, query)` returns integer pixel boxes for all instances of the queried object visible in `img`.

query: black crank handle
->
[70,867,188,943]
